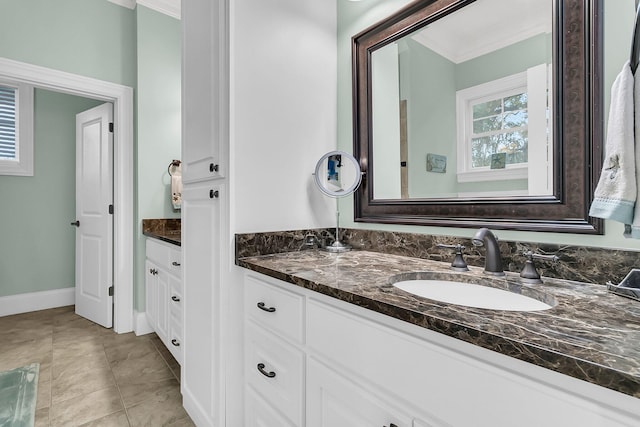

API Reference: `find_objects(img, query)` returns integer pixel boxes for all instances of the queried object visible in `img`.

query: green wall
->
[337,0,640,250]
[400,39,458,198]
[135,5,181,310]
[0,90,102,297]
[0,2,182,310]
[455,33,552,91]
[0,0,136,87]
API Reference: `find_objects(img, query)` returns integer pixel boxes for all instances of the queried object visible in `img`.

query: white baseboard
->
[0,288,75,317]
[134,310,154,336]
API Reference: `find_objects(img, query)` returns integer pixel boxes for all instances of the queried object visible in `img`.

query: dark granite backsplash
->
[142,218,181,246]
[235,228,640,286]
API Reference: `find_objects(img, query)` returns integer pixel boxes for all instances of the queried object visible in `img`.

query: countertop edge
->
[236,258,640,399]
[143,231,181,247]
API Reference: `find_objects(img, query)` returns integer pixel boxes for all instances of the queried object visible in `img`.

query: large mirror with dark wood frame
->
[353,0,603,234]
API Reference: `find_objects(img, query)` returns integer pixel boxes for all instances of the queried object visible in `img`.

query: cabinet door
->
[145,260,159,331]
[307,357,412,427]
[181,182,222,426]
[155,269,169,343]
[182,0,225,184]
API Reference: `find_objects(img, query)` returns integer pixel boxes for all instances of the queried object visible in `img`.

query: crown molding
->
[137,0,181,19]
[106,0,180,19]
[107,0,136,9]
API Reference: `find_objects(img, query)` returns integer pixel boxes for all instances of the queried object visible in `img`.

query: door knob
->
[70,220,80,227]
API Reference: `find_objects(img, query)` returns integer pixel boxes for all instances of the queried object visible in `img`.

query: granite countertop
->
[236,249,640,399]
[142,218,181,246]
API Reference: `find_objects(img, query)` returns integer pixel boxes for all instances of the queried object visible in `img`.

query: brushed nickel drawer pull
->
[257,363,276,378]
[257,302,276,313]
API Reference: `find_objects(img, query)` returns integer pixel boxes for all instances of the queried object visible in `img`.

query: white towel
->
[625,65,640,238]
[171,163,182,210]
[589,61,637,227]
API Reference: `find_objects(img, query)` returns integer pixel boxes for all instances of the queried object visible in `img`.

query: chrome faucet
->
[472,228,505,276]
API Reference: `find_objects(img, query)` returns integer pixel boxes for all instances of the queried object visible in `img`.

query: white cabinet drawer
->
[246,386,297,427]
[245,274,304,344]
[169,247,182,274]
[245,321,304,426]
[169,275,183,319]
[168,312,183,364]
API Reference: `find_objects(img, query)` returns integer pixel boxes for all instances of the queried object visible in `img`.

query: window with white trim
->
[456,72,529,183]
[0,81,34,176]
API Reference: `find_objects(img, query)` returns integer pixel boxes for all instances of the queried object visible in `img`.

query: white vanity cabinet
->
[243,271,640,427]
[145,238,183,364]
[244,274,305,426]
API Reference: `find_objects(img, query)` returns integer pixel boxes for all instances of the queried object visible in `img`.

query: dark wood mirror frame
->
[353,0,603,234]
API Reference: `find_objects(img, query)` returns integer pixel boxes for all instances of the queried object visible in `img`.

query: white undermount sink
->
[393,278,554,312]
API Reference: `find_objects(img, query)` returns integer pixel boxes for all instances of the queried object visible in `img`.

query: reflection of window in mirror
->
[326,154,343,193]
[455,65,552,196]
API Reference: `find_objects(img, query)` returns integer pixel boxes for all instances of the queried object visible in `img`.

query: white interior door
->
[73,103,113,328]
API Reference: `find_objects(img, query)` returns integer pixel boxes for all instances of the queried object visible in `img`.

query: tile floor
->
[0,305,194,426]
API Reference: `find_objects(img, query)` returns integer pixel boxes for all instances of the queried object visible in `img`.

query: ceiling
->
[411,0,552,64]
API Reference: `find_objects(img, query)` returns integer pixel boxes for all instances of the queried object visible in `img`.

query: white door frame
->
[0,57,134,333]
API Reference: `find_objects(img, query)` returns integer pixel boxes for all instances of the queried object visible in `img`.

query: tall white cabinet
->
[181,0,228,425]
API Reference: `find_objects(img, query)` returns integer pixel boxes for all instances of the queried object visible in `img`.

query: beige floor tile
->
[36,379,51,410]
[3,308,56,324]
[118,377,180,408]
[78,410,130,427]
[0,307,192,426]
[52,349,110,378]
[53,326,105,348]
[0,321,53,345]
[52,335,105,360]
[126,386,189,427]
[167,360,181,382]
[0,337,52,372]
[38,360,52,384]
[103,336,157,364]
[102,331,150,348]
[110,350,174,386]
[52,363,116,404]
[34,407,50,427]
[50,386,123,427]
[171,416,197,427]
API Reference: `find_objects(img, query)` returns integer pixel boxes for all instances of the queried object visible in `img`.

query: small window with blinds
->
[0,86,17,159]
[0,82,33,176]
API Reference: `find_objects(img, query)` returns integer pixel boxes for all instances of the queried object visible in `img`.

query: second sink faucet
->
[472,228,505,276]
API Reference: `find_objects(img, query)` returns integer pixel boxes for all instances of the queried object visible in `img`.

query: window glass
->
[0,82,34,176]
[0,85,17,160]
[469,91,528,168]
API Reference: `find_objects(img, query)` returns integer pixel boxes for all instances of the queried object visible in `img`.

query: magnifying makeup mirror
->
[313,150,362,252]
